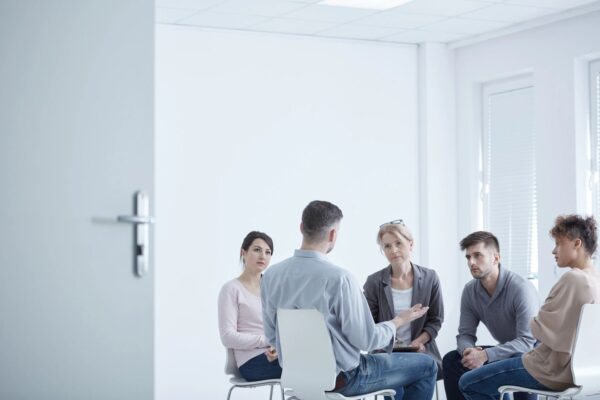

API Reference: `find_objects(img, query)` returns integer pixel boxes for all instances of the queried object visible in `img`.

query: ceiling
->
[156,0,600,45]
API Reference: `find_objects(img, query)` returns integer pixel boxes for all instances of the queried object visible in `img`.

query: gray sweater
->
[457,265,539,362]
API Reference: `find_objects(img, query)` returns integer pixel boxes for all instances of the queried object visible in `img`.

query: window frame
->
[480,75,538,283]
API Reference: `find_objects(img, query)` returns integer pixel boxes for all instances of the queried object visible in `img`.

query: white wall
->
[417,43,461,368]
[156,25,425,400]
[455,10,600,298]
[154,9,600,398]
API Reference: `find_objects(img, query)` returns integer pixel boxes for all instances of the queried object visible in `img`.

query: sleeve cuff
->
[423,326,438,340]
[457,340,475,356]
[484,347,498,363]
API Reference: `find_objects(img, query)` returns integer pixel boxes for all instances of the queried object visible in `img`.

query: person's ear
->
[574,238,583,249]
[329,227,337,243]
[300,222,304,234]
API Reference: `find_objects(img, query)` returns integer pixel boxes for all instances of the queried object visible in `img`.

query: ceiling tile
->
[388,0,494,17]
[505,0,597,8]
[209,0,308,17]
[156,7,199,23]
[383,29,468,43]
[156,0,223,9]
[461,3,557,22]
[423,17,509,34]
[355,11,447,29]
[317,23,404,39]
[178,11,269,28]
[249,18,336,34]
[155,0,594,43]
[283,4,377,23]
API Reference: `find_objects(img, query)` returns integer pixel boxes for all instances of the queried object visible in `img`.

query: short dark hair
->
[459,231,500,253]
[240,231,274,259]
[550,214,597,255]
[301,200,343,242]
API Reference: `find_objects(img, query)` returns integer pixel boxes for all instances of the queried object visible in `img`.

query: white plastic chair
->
[225,348,285,400]
[277,308,396,400]
[498,303,600,400]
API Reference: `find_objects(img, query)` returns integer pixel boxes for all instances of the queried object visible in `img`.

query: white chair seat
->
[278,309,398,400]
[224,348,284,400]
[286,388,396,400]
[229,376,283,387]
[325,389,396,400]
[498,385,581,399]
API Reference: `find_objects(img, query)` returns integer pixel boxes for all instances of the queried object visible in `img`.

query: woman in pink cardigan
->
[459,215,600,399]
[218,231,282,381]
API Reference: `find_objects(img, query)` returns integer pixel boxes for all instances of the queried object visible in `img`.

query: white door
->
[0,1,154,398]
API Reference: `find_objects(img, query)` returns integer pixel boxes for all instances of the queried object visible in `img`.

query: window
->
[481,77,538,283]
[587,61,600,234]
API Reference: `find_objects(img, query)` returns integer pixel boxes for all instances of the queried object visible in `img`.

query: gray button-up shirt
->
[456,265,539,362]
[261,249,396,373]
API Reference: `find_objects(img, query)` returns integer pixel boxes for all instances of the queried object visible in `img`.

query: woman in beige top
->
[459,215,600,399]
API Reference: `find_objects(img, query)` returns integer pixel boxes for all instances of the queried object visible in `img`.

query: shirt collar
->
[476,263,506,296]
[382,262,419,286]
[294,249,329,261]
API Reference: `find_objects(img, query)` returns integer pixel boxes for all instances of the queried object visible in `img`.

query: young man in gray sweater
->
[442,231,539,400]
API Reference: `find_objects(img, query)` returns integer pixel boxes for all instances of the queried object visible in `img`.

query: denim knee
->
[426,356,438,378]
[457,371,474,394]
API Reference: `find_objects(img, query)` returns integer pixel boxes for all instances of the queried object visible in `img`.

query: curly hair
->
[550,215,597,255]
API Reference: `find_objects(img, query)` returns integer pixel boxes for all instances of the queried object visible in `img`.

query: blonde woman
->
[363,220,444,377]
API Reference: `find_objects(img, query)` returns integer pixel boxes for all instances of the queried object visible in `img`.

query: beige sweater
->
[522,268,600,391]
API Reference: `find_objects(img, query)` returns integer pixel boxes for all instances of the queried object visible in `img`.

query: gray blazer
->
[363,263,444,374]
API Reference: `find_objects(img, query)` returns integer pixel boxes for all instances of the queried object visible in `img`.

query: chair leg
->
[435,381,439,400]
[227,385,236,400]
[279,384,285,400]
[269,384,274,400]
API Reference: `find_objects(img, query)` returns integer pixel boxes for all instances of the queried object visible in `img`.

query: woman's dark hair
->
[550,214,597,255]
[240,231,274,260]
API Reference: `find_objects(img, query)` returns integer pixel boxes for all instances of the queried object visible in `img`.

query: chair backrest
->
[571,303,600,395]
[225,348,242,378]
[277,309,337,400]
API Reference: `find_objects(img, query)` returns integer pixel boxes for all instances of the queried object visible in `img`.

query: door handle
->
[117,191,154,278]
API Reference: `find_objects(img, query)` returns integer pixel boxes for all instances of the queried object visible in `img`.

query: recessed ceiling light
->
[319,0,415,11]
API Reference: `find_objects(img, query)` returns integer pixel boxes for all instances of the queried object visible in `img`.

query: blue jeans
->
[238,353,282,382]
[443,350,537,400]
[459,356,549,400]
[335,353,437,400]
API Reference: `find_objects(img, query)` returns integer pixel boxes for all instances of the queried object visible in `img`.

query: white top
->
[391,287,413,346]
[218,278,270,367]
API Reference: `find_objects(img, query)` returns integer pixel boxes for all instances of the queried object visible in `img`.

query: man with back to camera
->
[261,200,437,399]
[442,231,539,400]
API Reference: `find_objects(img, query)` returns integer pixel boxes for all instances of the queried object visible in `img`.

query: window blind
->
[482,81,537,280]
[590,61,600,239]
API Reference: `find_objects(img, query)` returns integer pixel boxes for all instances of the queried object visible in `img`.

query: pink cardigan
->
[218,278,270,367]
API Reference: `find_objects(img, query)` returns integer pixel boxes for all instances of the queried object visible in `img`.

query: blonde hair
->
[377,223,414,246]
